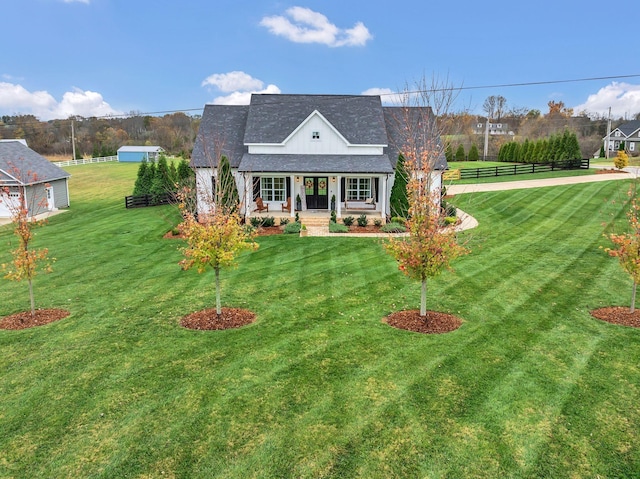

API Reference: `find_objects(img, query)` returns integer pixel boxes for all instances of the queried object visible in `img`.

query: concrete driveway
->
[447,170,632,195]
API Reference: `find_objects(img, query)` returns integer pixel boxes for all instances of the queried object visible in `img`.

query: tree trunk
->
[215,266,221,316]
[631,281,637,313]
[420,278,427,318]
[28,278,35,317]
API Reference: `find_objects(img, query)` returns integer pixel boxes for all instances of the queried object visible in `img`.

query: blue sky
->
[2,0,639,121]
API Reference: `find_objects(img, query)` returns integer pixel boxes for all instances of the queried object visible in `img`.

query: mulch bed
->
[181,307,256,330]
[596,169,627,174]
[0,309,70,330]
[255,226,284,236]
[590,307,640,328]
[348,225,383,233]
[383,310,463,334]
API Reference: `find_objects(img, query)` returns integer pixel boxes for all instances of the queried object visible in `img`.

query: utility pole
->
[483,116,490,160]
[71,119,76,161]
[605,107,611,160]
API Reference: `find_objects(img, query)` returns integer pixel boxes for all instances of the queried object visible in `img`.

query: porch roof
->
[237,154,394,174]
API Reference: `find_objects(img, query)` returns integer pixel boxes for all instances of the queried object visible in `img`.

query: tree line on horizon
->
[1,96,637,159]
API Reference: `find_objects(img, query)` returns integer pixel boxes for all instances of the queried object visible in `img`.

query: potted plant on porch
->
[296,194,302,211]
[331,194,336,211]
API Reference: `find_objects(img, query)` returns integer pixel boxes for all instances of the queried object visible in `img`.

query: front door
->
[304,176,328,210]
[46,186,54,210]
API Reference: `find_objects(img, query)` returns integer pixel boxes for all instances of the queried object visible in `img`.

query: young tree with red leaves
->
[1,168,53,317]
[605,192,640,312]
[385,76,469,318]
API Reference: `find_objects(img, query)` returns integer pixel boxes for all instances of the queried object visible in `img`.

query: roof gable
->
[0,141,70,185]
[279,110,352,147]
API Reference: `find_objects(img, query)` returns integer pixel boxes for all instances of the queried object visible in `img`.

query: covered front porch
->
[242,172,389,221]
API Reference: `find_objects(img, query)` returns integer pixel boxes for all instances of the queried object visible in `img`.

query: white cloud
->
[212,85,282,106]
[573,82,640,118]
[202,71,265,92]
[260,6,372,47]
[0,82,122,120]
[361,87,404,105]
[202,71,281,105]
[56,88,122,118]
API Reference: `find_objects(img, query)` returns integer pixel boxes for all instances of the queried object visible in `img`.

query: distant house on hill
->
[191,93,448,220]
[472,120,514,136]
[604,120,640,155]
[0,140,71,218]
[117,146,165,162]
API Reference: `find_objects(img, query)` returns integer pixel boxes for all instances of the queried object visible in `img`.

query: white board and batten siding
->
[248,112,384,156]
[194,167,245,216]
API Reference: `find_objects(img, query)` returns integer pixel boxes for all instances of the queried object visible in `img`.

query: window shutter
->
[286,177,291,198]
[374,177,379,202]
[340,178,345,202]
[211,176,216,199]
[253,176,260,200]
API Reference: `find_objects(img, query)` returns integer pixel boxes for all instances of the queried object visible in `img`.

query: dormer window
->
[312,131,320,140]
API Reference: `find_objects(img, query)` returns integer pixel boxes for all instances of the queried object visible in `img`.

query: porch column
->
[336,175,342,218]
[244,173,251,220]
[380,175,387,218]
[290,174,295,218]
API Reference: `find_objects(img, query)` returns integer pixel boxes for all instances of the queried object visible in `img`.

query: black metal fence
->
[458,159,589,179]
[125,193,172,208]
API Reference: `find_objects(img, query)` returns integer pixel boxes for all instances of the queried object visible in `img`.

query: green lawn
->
[448,161,515,169]
[1,164,639,478]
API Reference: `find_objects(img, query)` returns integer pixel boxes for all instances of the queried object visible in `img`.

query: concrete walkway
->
[0,209,67,226]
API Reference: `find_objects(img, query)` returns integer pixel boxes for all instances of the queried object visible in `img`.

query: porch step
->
[300,217,330,227]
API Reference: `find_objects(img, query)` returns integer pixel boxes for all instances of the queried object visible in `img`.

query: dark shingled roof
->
[238,154,393,174]
[616,120,640,137]
[191,104,249,168]
[383,107,448,171]
[244,94,388,145]
[0,141,70,185]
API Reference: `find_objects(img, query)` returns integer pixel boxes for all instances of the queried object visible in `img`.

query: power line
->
[382,74,640,96]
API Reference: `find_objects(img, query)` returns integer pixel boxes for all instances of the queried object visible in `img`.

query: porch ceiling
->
[237,153,394,174]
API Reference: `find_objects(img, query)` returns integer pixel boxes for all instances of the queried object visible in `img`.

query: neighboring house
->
[472,120,514,136]
[117,146,165,162]
[191,94,447,219]
[604,120,640,155]
[0,141,71,218]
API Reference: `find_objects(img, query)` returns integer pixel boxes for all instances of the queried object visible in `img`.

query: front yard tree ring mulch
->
[590,307,640,328]
[181,307,256,330]
[383,310,463,334]
[0,309,70,330]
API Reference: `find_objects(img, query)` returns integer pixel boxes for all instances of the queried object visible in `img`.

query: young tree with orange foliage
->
[1,174,53,317]
[385,76,469,318]
[177,143,257,316]
[605,192,640,312]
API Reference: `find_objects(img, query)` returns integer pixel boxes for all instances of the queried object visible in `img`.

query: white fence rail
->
[53,156,118,167]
